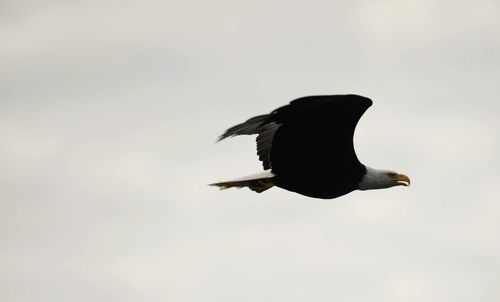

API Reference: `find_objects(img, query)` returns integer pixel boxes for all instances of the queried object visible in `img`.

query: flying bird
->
[210,94,410,199]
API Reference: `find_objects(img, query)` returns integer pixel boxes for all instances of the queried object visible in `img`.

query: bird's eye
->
[387,172,396,177]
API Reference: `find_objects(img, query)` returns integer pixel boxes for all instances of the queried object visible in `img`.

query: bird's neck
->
[358,166,391,190]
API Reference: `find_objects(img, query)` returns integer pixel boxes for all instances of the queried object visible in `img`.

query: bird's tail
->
[209,171,275,193]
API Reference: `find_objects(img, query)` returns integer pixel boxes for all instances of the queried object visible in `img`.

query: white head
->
[358,166,411,191]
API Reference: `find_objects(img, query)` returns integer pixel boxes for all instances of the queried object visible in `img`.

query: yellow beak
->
[392,173,411,187]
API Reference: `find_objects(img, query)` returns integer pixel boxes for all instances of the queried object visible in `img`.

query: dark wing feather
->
[269,95,372,198]
[217,114,269,141]
[256,122,281,169]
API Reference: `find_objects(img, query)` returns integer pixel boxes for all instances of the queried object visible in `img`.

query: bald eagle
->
[210,94,410,199]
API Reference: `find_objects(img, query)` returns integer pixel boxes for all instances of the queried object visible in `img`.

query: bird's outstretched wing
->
[217,95,372,175]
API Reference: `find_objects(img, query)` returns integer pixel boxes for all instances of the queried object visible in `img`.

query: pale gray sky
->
[1,0,500,301]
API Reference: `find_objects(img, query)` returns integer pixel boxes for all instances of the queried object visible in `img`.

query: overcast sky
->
[1,0,500,301]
